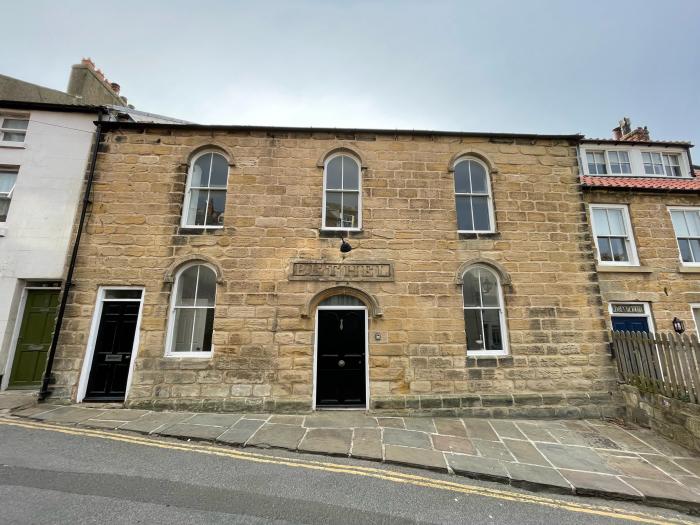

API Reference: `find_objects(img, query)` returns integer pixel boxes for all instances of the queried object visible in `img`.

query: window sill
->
[679,265,700,273]
[0,141,25,149]
[596,265,653,273]
[466,350,509,358]
[319,228,365,238]
[177,226,226,235]
[459,232,499,240]
[165,353,213,359]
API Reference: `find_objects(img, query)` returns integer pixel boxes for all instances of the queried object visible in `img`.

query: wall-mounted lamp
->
[672,317,685,334]
[340,236,352,253]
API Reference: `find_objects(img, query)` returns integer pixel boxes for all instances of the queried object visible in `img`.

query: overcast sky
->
[3,0,699,146]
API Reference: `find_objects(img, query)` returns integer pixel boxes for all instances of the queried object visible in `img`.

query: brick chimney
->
[66,58,129,106]
[613,117,650,142]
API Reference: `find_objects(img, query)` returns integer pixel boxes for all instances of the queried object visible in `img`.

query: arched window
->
[166,264,217,356]
[462,266,508,354]
[182,151,229,228]
[323,154,361,230]
[453,158,494,233]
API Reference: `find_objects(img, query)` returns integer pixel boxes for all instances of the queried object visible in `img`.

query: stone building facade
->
[49,123,620,417]
[579,122,700,337]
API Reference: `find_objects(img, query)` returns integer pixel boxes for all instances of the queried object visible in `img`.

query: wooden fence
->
[611,331,700,404]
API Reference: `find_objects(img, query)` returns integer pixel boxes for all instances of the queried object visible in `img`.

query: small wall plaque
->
[289,260,394,282]
[611,303,645,314]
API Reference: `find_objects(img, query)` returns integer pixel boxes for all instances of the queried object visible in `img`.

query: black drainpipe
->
[38,114,104,401]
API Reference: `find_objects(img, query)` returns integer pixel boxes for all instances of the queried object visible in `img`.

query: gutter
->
[38,114,103,401]
[97,119,584,141]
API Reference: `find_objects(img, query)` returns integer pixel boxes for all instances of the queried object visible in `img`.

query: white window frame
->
[0,114,29,145]
[0,166,19,224]
[580,145,691,179]
[164,262,217,358]
[668,206,700,267]
[462,265,509,357]
[586,150,609,175]
[453,157,496,234]
[608,301,655,334]
[643,151,683,177]
[589,204,639,266]
[77,286,145,403]
[606,150,632,174]
[321,152,362,232]
[691,304,700,338]
[181,150,229,229]
[312,304,369,410]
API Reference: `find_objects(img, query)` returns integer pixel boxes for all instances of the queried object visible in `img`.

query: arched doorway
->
[313,295,368,409]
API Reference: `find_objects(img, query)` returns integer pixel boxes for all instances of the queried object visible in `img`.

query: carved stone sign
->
[289,260,394,282]
[611,303,645,314]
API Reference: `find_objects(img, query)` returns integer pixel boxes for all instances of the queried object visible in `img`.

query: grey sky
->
[3,0,699,146]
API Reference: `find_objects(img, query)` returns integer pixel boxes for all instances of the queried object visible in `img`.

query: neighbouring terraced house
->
[45,122,625,417]
[579,119,700,337]
[0,59,186,393]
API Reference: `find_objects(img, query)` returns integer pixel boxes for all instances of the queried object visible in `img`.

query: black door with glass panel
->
[316,310,366,407]
[85,292,141,401]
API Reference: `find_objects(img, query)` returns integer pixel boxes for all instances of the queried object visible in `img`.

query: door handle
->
[338,359,345,368]
[27,345,44,351]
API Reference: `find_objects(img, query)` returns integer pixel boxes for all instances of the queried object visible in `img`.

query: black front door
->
[611,316,650,334]
[85,301,140,401]
[316,309,366,407]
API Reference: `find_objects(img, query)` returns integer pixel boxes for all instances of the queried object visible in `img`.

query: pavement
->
[6,400,700,515]
[0,418,694,524]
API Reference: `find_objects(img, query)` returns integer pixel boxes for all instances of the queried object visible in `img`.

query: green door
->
[8,289,60,389]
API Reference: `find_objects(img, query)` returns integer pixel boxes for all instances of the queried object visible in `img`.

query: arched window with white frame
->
[182,151,229,228]
[462,265,508,355]
[323,153,361,230]
[453,158,495,233]
[166,263,217,356]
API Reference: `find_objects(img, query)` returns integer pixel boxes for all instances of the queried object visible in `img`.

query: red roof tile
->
[581,175,700,192]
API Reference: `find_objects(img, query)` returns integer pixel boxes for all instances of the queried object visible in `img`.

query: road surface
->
[0,418,693,524]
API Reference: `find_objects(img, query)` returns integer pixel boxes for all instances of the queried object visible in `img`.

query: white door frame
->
[690,303,700,337]
[77,286,145,403]
[312,305,369,410]
[1,285,61,391]
[608,301,655,333]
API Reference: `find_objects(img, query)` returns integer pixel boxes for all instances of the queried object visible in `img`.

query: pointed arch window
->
[323,154,361,230]
[453,158,495,233]
[166,263,217,357]
[462,265,508,355]
[182,151,229,228]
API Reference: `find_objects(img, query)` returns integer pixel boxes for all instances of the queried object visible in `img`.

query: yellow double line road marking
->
[0,417,691,524]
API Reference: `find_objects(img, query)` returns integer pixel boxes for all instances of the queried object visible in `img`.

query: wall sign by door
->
[611,304,645,314]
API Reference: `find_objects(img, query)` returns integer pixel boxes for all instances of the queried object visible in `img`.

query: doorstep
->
[8,404,700,515]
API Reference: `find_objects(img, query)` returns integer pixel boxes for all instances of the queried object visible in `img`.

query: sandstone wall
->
[51,128,619,415]
[583,189,700,333]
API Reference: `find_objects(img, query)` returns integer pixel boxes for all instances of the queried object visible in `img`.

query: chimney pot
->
[110,82,121,94]
[612,127,622,140]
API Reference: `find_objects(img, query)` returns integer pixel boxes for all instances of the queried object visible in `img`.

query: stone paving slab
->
[350,428,382,460]
[10,404,700,513]
[247,423,306,449]
[118,412,192,434]
[217,419,265,446]
[384,445,447,472]
[34,406,106,424]
[299,428,352,456]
